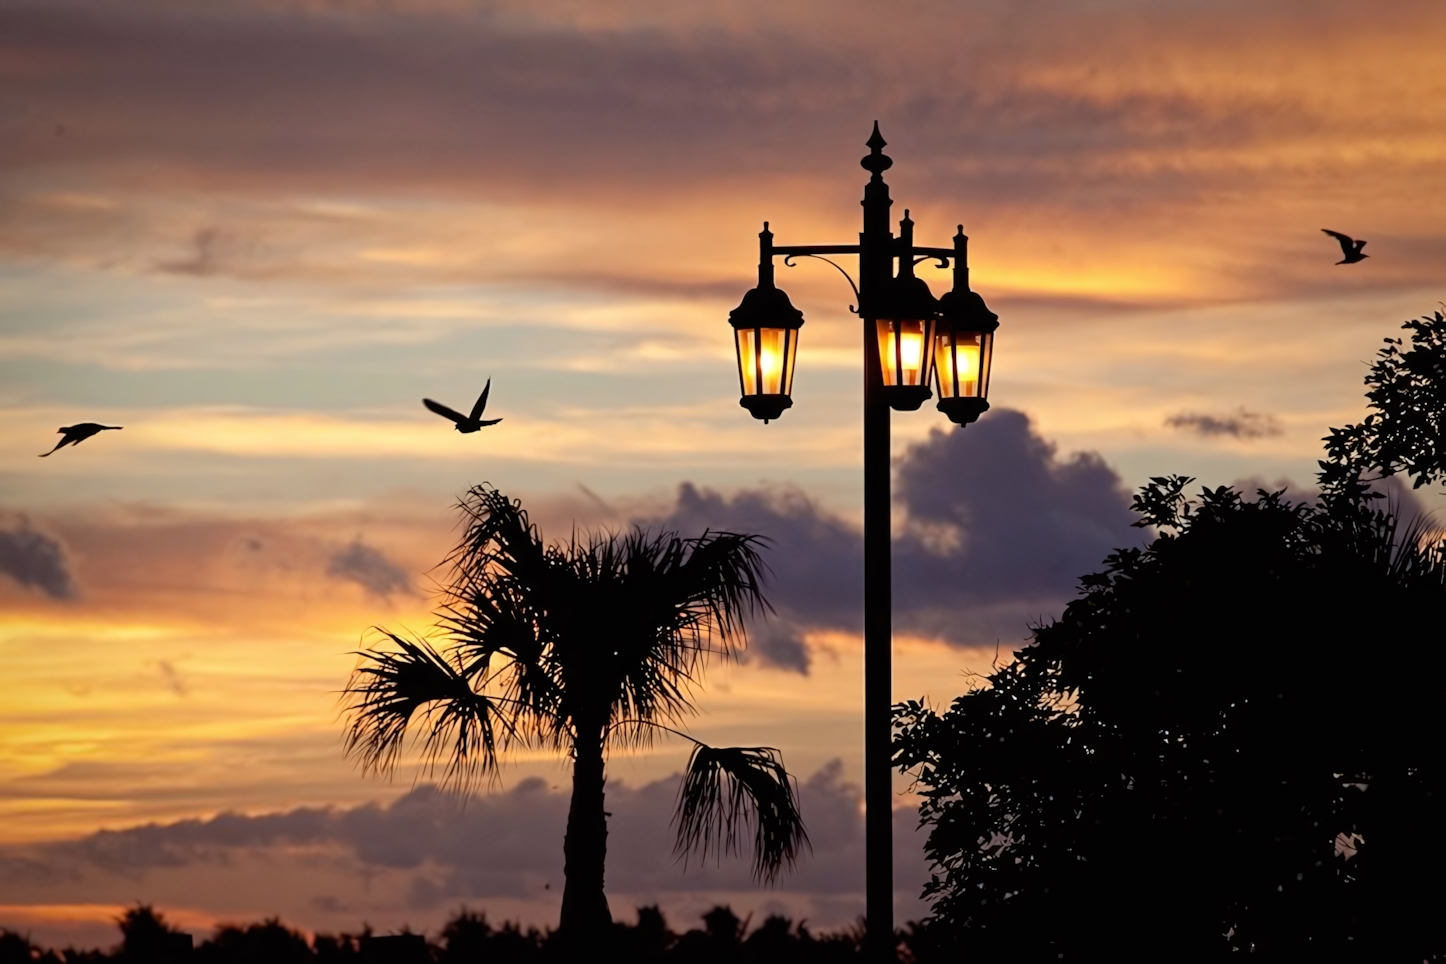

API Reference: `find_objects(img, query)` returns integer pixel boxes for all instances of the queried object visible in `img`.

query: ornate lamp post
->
[727,123,997,960]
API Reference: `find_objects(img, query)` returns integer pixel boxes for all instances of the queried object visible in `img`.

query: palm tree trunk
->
[559,712,612,943]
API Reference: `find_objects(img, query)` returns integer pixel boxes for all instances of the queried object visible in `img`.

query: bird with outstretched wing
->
[39,422,122,457]
[423,379,503,434]
[1322,229,1368,264]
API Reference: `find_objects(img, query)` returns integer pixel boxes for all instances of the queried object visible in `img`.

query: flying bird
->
[1322,229,1368,264]
[423,379,503,433]
[39,422,122,457]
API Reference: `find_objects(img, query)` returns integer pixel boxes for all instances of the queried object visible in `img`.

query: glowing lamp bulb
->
[900,332,923,369]
[956,344,979,391]
[759,336,784,385]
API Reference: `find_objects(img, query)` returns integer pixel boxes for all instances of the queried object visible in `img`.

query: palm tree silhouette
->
[342,485,807,947]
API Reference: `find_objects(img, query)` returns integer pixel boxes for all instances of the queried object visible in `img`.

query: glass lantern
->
[872,277,939,412]
[875,309,937,411]
[934,288,997,425]
[870,211,939,411]
[729,224,804,423]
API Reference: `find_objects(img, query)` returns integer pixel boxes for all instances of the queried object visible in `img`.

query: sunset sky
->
[3,0,1445,949]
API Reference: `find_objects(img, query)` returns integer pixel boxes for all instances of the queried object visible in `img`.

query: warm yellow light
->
[876,319,933,388]
[935,330,991,400]
[900,331,923,370]
[737,329,758,395]
[736,327,797,398]
[956,343,980,393]
[759,329,785,392]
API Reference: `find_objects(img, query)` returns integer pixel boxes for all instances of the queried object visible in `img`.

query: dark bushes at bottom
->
[0,904,910,962]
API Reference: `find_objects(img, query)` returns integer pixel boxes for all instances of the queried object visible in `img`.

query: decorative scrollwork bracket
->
[783,253,862,314]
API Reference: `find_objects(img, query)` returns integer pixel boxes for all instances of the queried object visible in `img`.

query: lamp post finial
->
[861,121,892,177]
[867,121,886,152]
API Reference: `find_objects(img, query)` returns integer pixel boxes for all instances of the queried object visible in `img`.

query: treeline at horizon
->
[0,903,928,962]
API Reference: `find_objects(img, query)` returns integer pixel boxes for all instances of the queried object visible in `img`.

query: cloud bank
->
[0,761,929,932]
[0,517,75,600]
[648,409,1140,670]
[5,0,1446,300]
[0,503,440,630]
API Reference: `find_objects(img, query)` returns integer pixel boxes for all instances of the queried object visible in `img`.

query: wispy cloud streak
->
[1166,408,1283,439]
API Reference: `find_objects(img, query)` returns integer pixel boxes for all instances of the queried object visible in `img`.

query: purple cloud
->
[327,540,414,600]
[1,761,928,918]
[1166,408,1282,439]
[645,409,1140,670]
[0,516,75,600]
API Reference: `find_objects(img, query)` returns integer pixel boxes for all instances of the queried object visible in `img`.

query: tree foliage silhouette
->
[342,485,807,946]
[1322,310,1446,492]
[894,312,1446,959]
[194,919,311,964]
[0,929,62,964]
[113,906,191,963]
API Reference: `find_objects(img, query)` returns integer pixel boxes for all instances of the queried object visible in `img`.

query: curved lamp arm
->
[782,252,862,314]
[913,254,951,270]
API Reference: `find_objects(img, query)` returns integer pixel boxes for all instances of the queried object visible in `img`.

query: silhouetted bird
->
[423,379,503,433]
[39,423,122,457]
[1322,229,1368,264]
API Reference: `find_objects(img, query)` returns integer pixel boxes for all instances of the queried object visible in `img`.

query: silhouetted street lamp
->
[729,224,805,423]
[727,123,997,961]
[934,230,998,427]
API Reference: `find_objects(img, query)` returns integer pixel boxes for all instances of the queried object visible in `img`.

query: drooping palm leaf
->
[673,743,809,884]
[341,631,514,790]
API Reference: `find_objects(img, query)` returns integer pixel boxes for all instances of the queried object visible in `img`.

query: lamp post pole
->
[858,125,898,962]
[727,123,998,962]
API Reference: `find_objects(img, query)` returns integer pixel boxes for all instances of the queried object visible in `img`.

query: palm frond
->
[341,631,513,790]
[673,743,809,884]
[436,485,571,749]
[1387,510,1446,586]
[672,530,774,644]
[589,529,773,742]
[446,486,552,595]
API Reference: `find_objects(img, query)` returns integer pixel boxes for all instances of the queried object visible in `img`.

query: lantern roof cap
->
[938,288,998,333]
[867,272,937,321]
[729,283,804,331]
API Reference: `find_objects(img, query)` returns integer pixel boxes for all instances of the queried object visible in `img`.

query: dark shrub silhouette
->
[609,905,671,963]
[0,929,61,964]
[894,312,1446,959]
[342,486,807,951]
[115,907,191,963]
[2,906,876,962]
[195,919,311,963]
[309,933,360,963]
[670,905,745,964]
[358,934,426,964]
[437,911,542,963]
